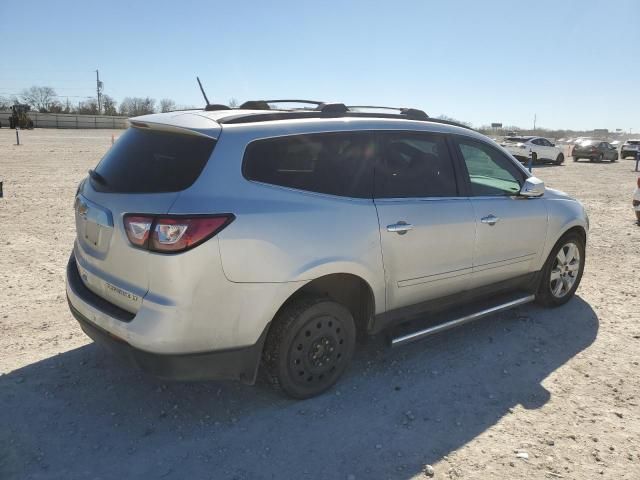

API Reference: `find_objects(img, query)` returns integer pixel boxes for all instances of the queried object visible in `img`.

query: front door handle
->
[481,214,499,226]
[387,222,414,234]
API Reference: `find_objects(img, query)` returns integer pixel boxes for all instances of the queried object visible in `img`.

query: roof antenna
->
[196,77,232,111]
[196,76,211,106]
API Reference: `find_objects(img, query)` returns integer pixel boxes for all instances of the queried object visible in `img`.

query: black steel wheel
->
[263,296,356,399]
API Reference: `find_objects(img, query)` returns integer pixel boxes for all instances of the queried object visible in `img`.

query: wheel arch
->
[561,224,587,244]
[270,272,377,339]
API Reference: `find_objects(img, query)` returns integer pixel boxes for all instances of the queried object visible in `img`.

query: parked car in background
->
[501,136,564,164]
[634,177,640,224]
[621,139,640,159]
[573,140,618,162]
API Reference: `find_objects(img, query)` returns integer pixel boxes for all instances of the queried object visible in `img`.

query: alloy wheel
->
[549,242,581,298]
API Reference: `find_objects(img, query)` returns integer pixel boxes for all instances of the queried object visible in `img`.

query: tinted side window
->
[456,138,523,196]
[374,132,457,198]
[93,128,216,193]
[243,132,375,198]
[532,138,543,146]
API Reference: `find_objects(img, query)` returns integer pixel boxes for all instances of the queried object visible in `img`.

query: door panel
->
[373,131,475,311]
[376,198,475,309]
[453,136,548,289]
[469,197,547,287]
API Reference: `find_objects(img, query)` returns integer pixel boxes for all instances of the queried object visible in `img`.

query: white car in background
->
[501,136,565,165]
[621,139,640,159]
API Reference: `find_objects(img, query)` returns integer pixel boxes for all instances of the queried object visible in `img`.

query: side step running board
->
[390,294,535,347]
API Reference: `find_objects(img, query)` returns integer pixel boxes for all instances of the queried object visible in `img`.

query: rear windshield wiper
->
[88,169,108,186]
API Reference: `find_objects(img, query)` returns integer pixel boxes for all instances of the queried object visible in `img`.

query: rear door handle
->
[481,214,499,226]
[387,222,413,234]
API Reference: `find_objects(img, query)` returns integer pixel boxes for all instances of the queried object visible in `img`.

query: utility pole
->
[95,69,103,115]
[533,113,537,132]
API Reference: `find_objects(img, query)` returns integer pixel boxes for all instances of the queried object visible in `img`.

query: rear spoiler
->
[129,113,221,140]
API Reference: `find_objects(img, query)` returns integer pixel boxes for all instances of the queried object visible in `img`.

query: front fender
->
[536,196,589,270]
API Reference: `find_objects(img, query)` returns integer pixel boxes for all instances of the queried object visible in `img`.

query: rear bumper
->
[66,253,268,383]
[68,298,267,383]
[573,153,597,159]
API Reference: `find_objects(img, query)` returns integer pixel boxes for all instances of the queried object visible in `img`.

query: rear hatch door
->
[74,120,219,313]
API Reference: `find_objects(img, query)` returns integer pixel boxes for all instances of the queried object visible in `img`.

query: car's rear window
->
[92,128,216,193]
[628,140,640,145]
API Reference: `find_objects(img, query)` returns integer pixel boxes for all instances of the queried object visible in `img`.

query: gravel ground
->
[1,128,639,480]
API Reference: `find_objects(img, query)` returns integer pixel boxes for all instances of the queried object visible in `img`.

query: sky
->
[1,0,639,131]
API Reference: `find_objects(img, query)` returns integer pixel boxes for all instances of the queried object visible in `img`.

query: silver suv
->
[66,101,589,399]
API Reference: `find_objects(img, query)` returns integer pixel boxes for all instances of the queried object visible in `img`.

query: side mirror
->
[520,176,545,198]
[550,143,556,147]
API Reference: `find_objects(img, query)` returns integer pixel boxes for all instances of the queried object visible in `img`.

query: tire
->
[597,153,604,162]
[611,153,618,162]
[263,296,356,399]
[573,155,579,162]
[555,153,564,165]
[536,232,585,307]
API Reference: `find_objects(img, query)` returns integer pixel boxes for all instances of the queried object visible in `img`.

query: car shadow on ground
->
[0,296,598,480]
[570,159,618,165]
[529,163,563,169]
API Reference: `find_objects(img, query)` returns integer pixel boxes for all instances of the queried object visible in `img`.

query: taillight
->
[123,214,234,253]
[124,215,153,248]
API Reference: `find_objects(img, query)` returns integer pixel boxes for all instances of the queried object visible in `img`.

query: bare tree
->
[21,86,58,112]
[47,101,65,114]
[119,97,156,117]
[159,98,176,112]
[0,95,13,110]
[75,98,99,115]
[228,98,239,108]
[102,95,118,116]
[436,114,471,127]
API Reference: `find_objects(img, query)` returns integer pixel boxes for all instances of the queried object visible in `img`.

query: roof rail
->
[348,105,403,111]
[204,104,232,111]
[316,102,348,113]
[239,99,325,110]
[216,99,470,130]
[217,111,473,130]
[349,105,429,120]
